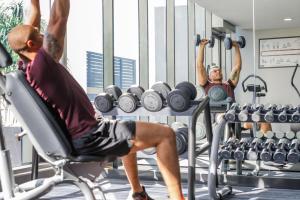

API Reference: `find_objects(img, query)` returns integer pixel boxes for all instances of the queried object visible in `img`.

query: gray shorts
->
[72,119,136,157]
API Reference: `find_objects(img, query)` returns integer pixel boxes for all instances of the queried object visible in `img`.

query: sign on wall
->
[259,36,300,68]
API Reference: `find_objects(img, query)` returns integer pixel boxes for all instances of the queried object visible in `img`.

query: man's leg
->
[122,121,184,200]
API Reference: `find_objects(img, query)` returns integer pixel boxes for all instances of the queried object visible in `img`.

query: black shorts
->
[72,119,136,157]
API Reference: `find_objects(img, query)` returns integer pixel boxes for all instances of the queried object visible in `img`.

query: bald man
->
[8,1,185,200]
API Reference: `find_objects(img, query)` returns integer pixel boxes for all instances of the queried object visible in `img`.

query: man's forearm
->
[196,45,208,85]
[234,45,242,70]
[25,0,41,29]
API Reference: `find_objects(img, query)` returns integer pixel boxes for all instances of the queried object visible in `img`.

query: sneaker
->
[132,186,154,200]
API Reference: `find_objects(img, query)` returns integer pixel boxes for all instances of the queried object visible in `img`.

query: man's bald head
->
[8,24,40,52]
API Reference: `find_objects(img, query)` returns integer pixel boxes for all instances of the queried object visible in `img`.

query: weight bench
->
[0,43,114,200]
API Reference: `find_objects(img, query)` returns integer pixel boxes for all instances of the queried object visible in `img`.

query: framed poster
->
[259,36,300,68]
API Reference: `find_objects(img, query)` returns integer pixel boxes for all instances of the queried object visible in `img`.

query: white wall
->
[235,27,300,106]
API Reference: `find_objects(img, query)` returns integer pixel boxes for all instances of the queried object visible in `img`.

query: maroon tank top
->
[24,48,98,139]
[203,80,236,101]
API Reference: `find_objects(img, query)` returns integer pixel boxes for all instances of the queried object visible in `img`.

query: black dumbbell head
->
[208,85,228,101]
[104,85,122,101]
[234,149,245,161]
[287,149,299,164]
[238,36,246,48]
[94,93,114,113]
[175,81,197,100]
[118,93,139,113]
[151,82,171,100]
[224,37,233,50]
[261,149,272,162]
[208,36,215,48]
[141,89,164,112]
[127,85,145,100]
[167,89,190,112]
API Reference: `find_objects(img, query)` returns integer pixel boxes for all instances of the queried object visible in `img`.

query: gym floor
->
[38,178,300,200]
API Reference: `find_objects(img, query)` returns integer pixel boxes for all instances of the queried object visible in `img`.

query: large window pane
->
[67,0,103,101]
[114,0,139,89]
[148,0,167,86]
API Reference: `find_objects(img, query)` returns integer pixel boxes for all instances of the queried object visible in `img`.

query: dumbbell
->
[167,81,197,112]
[251,104,264,122]
[94,85,122,112]
[287,139,300,164]
[275,131,285,139]
[196,34,215,48]
[286,131,295,140]
[172,122,188,155]
[273,138,289,164]
[247,138,262,161]
[265,130,275,139]
[141,82,171,112]
[224,36,246,50]
[264,104,277,123]
[219,137,238,160]
[260,139,275,162]
[207,85,228,102]
[292,105,300,122]
[234,138,250,161]
[224,103,240,122]
[118,85,145,113]
[278,105,291,122]
[255,130,264,139]
[238,103,252,121]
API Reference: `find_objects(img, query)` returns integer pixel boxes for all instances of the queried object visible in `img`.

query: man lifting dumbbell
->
[197,37,242,101]
[7,0,185,200]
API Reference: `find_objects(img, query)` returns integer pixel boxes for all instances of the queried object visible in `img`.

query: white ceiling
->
[195,0,300,30]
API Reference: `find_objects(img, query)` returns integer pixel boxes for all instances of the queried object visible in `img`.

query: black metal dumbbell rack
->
[97,96,213,200]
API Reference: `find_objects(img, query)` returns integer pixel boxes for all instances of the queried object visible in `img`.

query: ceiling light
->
[283,17,293,21]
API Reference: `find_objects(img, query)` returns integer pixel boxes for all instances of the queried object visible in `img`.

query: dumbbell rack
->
[209,105,300,199]
[98,96,219,200]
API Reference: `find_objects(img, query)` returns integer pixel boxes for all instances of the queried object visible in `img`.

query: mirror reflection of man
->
[197,39,241,102]
[196,38,271,134]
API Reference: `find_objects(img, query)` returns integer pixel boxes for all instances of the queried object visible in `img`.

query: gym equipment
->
[255,130,264,139]
[238,103,252,121]
[278,105,291,122]
[234,138,250,161]
[224,36,246,50]
[287,139,300,163]
[94,85,122,113]
[247,138,262,161]
[195,34,215,48]
[275,131,285,139]
[242,74,268,103]
[273,138,289,164]
[220,137,238,160]
[167,81,197,112]
[207,85,227,102]
[260,139,275,162]
[172,124,189,155]
[296,131,300,139]
[265,130,274,139]
[141,82,171,112]
[224,103,239,122]
[292,105,300,122]
[151,81,171,100]
[251,104,264,122]
[264,104,277,123]
[286,131,295,140]
[127,85,145,100]
[118,85,144,113]
[0,43,112,200]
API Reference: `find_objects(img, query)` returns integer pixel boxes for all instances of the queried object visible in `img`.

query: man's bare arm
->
[24,0,41,29]
[229,42,242,87]
[196,40,208,86]
[43,0,70,62]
